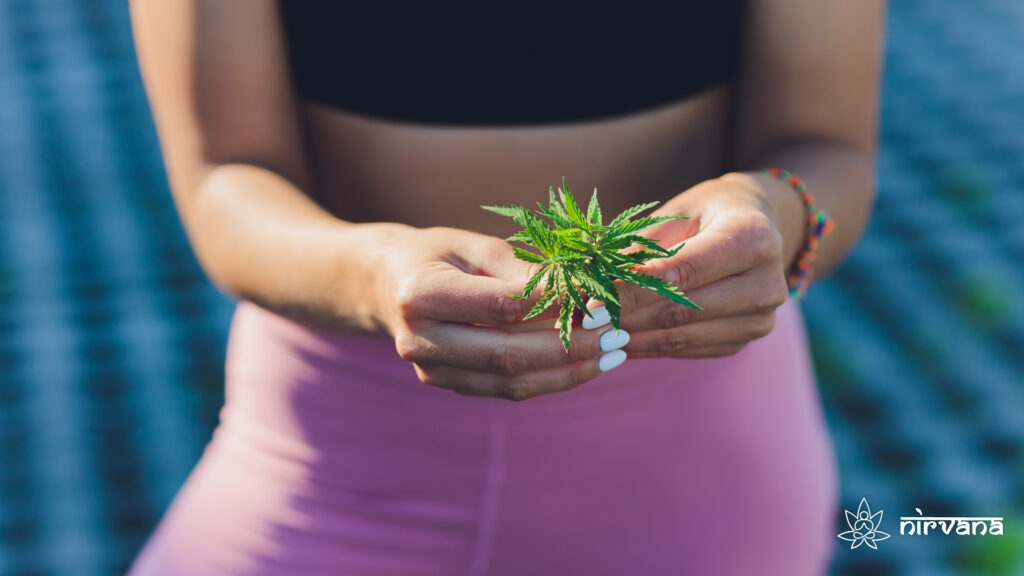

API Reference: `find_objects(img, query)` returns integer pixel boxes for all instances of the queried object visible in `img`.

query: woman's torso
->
[127,5,843,573]
[277,2,746,234]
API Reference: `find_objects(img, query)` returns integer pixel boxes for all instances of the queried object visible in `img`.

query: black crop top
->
[279,3,747,126]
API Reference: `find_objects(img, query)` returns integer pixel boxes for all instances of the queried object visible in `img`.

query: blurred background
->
[0,1,1022,575]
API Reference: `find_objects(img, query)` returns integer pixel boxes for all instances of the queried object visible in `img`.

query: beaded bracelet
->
[761,168,835,300]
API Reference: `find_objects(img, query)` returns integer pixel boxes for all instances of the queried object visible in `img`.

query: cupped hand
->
[376,226,630,400]
[585,177,797,359]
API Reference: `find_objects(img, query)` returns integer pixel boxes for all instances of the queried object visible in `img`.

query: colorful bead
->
[761,168,835,300]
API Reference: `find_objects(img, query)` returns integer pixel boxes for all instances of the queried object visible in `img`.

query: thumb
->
[465,238,562,324]
[466,237,536,280]
[636,217,751,293]
[582,225,719,317]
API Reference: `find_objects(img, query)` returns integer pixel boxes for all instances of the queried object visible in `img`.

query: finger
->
[410,235,570,325]
[471,237,567,322]
[617,271,788,332]
[600,213,780,314]
[644,344,747,359]
[400,267,542,326]
[622,313,776,358]
[468,236,540,282]
[412,349,628,401]
[397,321,630,375]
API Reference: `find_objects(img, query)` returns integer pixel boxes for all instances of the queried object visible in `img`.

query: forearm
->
[720,138,877,282]
[184,162,410,335]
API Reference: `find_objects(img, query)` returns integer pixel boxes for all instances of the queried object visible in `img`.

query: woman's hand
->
[374,226,630,400]
[584,175,805,359]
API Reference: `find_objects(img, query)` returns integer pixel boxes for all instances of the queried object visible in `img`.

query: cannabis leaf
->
[482,177,702,351]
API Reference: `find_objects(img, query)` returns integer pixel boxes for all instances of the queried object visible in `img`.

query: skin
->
[130,0,885,401]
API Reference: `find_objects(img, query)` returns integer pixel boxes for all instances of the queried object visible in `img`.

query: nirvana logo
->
[837,498,1004,550]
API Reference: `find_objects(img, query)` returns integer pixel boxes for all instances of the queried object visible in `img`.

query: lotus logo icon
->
[837,498,891,549]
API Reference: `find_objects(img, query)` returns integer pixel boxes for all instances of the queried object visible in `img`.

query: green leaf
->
[505,231,533,243]
[481,205,521,218]
[653,241,684,259]
[618,269,702,310]
[605,298,622,329]
[604,250,653,266]
[558,177,590,231]
[523,288,558,320]
[597,236,633,251]
[521,264,549,299]
[553,229,591,251]
[545,266,558,292]
[562,267,592,318]
[537,203,576,230]
[607,201,660,228]
[558,288,574,351]
[586,188,602,227]
[621,235,670,254]
[512,247,545,264]
[603,215,688,239]
[591,258,623,329]
[587,263,620,304]
[575,267,618,305]
[595,251,620,276]
[512,208,558,256]
[610,235,682,257]
[482,185,700,341]
[549,186,571,219]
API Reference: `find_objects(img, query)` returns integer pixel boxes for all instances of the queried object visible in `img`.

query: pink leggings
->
[128,298,838,575]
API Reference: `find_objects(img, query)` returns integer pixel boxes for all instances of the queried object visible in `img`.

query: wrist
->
[328,221,418,336]
[718,171,806,272]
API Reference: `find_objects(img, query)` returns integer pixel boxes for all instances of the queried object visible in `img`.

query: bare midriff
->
[299,83,734,238]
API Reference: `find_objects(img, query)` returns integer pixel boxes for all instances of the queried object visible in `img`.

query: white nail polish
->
[598,349,627,372]
[582,306,611,330]
[599,329,630,352]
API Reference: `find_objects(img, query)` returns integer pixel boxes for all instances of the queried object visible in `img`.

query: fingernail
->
[582,306,611,330]
[599,328,630,352]
[598,349,627,372]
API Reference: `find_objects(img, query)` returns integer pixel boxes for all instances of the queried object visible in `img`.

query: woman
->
[127,1,883,574]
